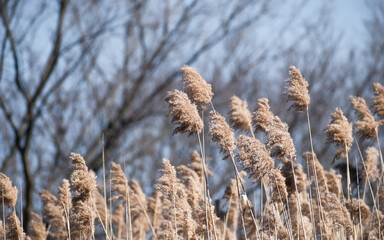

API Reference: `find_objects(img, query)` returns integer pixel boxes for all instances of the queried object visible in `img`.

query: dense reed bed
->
[1,65,384,239]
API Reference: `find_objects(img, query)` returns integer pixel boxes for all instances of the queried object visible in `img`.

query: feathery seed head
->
[268,168,288,203]
[363,146,380,182]
[69,153,96,201]
[266,116,296,163]
[110,162,129,201]
[236,135,274,182]
[373,82,384,118]
[0,173,18,208]
[345,199,371,225]
[165,90,203,135]
[29,212,49,240]
[350,96,378,140]
[229,95,252,132]
[325,108,353,161]
[58,179,71,212]
[252,98,274,133]
[286,65,310,113]
[181,65,213,108]
[6,211,24,240]
[209,111,236,158]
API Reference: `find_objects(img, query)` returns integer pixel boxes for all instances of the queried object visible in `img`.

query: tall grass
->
[0,66,384,239]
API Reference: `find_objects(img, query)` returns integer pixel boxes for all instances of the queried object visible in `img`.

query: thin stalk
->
[200,112,211,240]
[197,131,217,240]
[376,130,384,175]
[306,108,326,236]
[289,161,307,240]
[355,139,381,239]
[305,158,317,240]
[355,156,363,239]
[102,135,109,238]
[345,142,351,200]
[233,168,248,240]
[222,196,232,240]
[229,153,261,240]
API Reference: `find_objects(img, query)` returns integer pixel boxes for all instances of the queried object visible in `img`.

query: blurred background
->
[0,0,383,230]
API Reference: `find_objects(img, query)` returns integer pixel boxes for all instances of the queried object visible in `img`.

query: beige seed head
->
[350,96,378,140]
[165,90,203,135]
[266,116,297,163]
[229,95,252,132]
[286,65,310,113]
[362,146,380,182]
[345,199,371,225]
[6,211,24,240]
[0,173,18,208]
[252,98,274,133]
[29,212,49,240]
[181,65,213,107]
[58,179,72,213]
[209,111,236,158]
[373,82,384,119]
[325,108,353,161]
[236,135,274,183]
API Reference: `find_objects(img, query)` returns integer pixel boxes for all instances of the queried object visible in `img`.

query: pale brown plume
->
[362,146,380,182]
[209,111,236,159]
[6,211,24,240]
[0,173,18,208]
[236,135,274,183]
[229,95,252,132]
[373,82,384,119]
[69,153,97,239]
[325,108,353,161]
[181,65,213,110]
[252,98,274,133]
[286,65,310,113]
[29,212,49,240]
[165,89,203,135]
[350,96,379,140]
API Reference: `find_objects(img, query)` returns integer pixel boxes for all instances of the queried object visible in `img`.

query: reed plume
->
[6,211,24,240]
[350,96,380,140]
[29,212,49,240]
[323,192,353,236]
[252,98,274,133]
[373,82,384,119]
[209,111,236,159]
[110,162,129,201]
[324,170,343,199]
[285,65,310,113]
[181,65,213,110]
[303,152,328,191]
[40,190,67,239]
[362,146,380,182]
[69,153,97,239]
[0,173,18,208]
[281,162,307,195]
[223,171,247,231]
[0,221,4,239]
[229,95,252,132]
[268,168,288,203]
[58,179,71,214]
[147,191,163,233]
[325,108,353,161]
[266,116,296,163]
[236,135,274,183]
[345,199,371,225]
[289,195,312,239]
[165,89,204,135]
